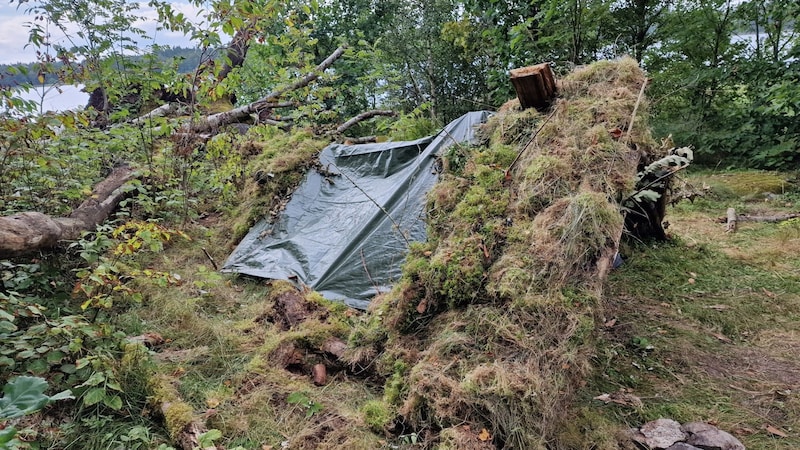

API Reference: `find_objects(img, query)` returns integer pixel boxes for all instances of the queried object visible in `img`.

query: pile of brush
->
[350,57,678,449]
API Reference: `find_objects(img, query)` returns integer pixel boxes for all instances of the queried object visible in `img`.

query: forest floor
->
[100,169,800,449]
[586,170,800,449]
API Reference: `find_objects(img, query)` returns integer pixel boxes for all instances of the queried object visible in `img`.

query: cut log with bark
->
[0,165,137,258]
[189,46,346,133]
[273,288,320,330]
[510,62,558,110]
[312,364,327,385]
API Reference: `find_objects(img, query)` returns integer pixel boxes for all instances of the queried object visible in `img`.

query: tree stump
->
[510,63,558,110]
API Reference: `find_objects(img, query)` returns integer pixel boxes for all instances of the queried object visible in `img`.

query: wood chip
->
[711,332,732,344]
[705,304,731,311]
[764,424,788,438]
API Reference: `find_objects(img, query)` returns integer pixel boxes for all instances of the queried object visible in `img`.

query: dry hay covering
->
[366,57,663,449]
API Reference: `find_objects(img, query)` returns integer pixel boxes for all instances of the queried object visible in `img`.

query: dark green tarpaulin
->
[222,111,491,309]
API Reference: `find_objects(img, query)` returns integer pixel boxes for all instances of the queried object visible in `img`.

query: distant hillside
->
[0,46,204,88]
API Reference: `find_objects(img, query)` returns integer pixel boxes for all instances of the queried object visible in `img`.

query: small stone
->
[666,444,702,450]
[686,429,745,450]
[640,418,687,449]
[312,363,327,386]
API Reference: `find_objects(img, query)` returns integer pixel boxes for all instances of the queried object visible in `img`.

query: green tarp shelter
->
[222,111,491,309]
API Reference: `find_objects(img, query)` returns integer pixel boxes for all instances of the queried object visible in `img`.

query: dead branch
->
[0,165,137,258]
[335,109,396,134]
[256,101,297,109]
[131,102,179,124]
[716,211,800,224]
[726,208,737,233]
[189,46,346,133]
[343,136,377,145]
[201,247,218,270]
[260,118,291,129]
[217,22,255,83]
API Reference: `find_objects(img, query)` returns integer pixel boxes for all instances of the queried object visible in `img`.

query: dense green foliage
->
[2,0,797,166]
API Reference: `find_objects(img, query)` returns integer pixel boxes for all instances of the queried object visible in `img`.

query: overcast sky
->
[0,1,199,65]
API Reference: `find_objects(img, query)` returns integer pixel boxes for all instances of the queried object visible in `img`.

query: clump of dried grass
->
[224,127,328,242]
[369,57,661,448]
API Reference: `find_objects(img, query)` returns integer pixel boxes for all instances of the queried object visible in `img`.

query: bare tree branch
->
[188,46,347,133]
[335,109,396,134]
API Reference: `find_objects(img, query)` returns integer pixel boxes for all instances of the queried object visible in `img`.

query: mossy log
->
[0,165,137,258]
[150,375,218,450]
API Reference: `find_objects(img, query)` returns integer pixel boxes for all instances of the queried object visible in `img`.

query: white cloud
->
[0,16,38,64]
[0,1,202,65]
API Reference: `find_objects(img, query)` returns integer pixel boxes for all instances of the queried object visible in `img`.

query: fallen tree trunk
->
[189,46,346,133]
[0,165,137,258]
[716,211,800,225]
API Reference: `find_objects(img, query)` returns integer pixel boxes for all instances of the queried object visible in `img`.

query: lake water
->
[13,84,88,113]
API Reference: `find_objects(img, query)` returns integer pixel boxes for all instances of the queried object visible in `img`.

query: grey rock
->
[681,422,718,435]
[686,429,745,450]
[640,418,687,449]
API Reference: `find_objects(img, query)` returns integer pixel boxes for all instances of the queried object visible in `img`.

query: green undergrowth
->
[111,227,387,449]
[574,171,800,449]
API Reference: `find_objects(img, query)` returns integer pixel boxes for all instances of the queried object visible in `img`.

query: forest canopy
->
[1,0,798,168]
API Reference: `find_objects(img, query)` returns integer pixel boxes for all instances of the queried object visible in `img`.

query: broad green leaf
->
[198,429,222,447]
[0,376,49,419]
[82,387,105,406]
[26,358,49,375]
[0,320,17,333]
[103,394,123,410]
[0,426,21,446]
[0,357,15,367]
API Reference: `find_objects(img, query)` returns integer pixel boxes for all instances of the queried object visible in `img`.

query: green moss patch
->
[364,57,664,448]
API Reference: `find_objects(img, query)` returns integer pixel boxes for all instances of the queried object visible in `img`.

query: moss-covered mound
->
[352,57,664,448]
